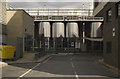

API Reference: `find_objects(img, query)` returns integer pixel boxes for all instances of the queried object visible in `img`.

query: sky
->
[7,2,93,9]
[7,0,94,2]
[6,0,94,9]
[6,0,120,2]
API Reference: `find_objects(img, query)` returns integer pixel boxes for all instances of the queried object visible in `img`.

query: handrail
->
[34,15,103,21]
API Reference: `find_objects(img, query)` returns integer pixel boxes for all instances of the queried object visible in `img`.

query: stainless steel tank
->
[39,22,44,35]
[52,22,64,37]
[66,22,79,38]
[39,22,51,37]
[43,22,51,37]
[91,22,102,37]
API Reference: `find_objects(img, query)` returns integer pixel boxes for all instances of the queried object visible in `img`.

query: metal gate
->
[24,34,33,52]
[43,37,81,54]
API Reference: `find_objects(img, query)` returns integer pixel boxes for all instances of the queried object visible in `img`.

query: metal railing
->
[6,8,103,21]
[34,15,103,21]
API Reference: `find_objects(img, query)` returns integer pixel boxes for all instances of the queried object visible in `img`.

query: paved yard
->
[2,54,120,79]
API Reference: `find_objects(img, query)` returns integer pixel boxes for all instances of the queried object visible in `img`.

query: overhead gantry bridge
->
[22,8,103,22]
[33,16,103,22]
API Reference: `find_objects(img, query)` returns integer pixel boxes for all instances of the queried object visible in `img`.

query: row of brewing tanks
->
[39,22,102,38]
[38,22,102,52]
[35,22,102,58]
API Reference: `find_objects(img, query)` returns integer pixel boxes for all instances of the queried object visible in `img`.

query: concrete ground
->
[2,54,120,79]
[5,53,36,64]
[5,53,50,64]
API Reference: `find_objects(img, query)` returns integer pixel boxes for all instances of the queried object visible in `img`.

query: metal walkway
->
[9,8,103,22]
[34,16,103,22]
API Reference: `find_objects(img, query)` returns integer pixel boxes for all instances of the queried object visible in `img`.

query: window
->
[117,2,120,16]
[106,42,112,54]
[107,9,112,22]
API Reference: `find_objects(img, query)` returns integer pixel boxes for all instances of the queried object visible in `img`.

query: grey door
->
[16,37,23,59]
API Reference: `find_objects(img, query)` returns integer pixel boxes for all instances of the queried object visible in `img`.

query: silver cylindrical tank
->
[66,22,79,38]
[52,22,64,37]
[39,22,44,35]
[91,22,102,37]
[39,22,51,37]
[42,22,51,37]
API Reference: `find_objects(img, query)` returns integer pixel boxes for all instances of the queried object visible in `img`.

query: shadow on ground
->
[2,54,120,79]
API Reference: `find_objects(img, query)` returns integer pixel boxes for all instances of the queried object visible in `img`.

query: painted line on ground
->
[75,71,79,79]
[71,62,75,68]
[17,63,41,79]
[43,57,52,63]
[70,59,79,79]
[17,56,52,78]
[78,75,106,77]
